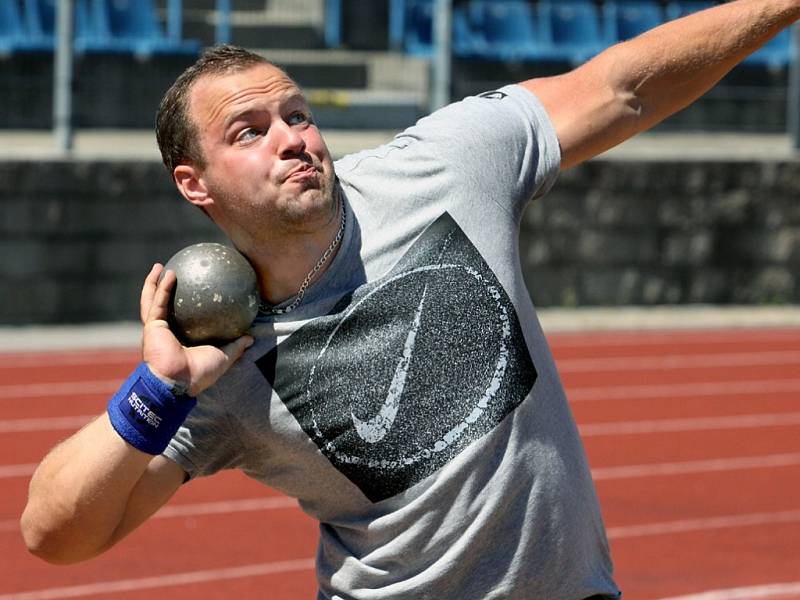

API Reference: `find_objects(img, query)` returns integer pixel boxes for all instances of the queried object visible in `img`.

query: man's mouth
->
[285,164,317,182]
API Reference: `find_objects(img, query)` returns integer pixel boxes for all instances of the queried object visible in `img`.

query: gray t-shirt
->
[165,84,620,600]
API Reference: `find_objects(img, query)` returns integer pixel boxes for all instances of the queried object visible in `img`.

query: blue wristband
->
[107,362,197,455]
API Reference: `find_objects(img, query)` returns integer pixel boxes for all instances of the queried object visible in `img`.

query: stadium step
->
[257,49,429,129]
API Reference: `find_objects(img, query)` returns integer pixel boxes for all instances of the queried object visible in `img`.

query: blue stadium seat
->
[538,1,607,64]
[404,0,434,56]
[22,0,62,52]
[90,0,200,57]
[603,1,664,43]
[21,0,199,56]
[452,4,487,59]
[0,0,26,53]
[744,28,792,70]
[403,0,485,59]
[0,0,53,52]
[22,0,53,45]
[470,0,542,62]
[24,0,112,53]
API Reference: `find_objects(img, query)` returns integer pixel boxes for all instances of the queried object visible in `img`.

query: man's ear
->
[174,164,213,209]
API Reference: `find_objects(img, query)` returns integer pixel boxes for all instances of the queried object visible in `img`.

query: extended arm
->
[20,265,253,564]
[524,0,800,169]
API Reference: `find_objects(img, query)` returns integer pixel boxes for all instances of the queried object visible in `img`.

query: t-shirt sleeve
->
[334,84,560,223]
[398,84,561,217]
[162,386,242,480]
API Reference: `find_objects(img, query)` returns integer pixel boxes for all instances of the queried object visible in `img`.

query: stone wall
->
[521,160,800,306]
[1,158,798,324]
[0,54,196,130]
[0,161,224,324]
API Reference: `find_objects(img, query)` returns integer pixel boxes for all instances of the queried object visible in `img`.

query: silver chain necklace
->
[259,197,346,316]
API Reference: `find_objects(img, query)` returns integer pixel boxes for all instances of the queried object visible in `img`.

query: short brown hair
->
[156,45,277,174]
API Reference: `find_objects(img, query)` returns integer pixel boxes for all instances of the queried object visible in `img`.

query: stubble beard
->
[218,166,338,247]
[277,169,338,231]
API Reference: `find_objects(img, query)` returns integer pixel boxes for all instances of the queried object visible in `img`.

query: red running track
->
[0,327,799,599]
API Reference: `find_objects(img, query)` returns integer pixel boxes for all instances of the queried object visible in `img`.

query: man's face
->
[185,64,336,242]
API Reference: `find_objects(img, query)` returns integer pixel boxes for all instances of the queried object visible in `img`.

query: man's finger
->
[140,263,164,324]
[146,269,177,324]
[220,335,255,365]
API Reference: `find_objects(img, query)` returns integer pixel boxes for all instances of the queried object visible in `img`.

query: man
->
[21,1,800,598]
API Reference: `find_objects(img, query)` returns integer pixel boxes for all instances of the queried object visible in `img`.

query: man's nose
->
[274,121,306,157]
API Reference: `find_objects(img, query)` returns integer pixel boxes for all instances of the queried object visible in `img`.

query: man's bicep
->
[521,66,638,171]
[108,454,186,546]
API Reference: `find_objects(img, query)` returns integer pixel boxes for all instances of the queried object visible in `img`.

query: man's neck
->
[250,191,345,308]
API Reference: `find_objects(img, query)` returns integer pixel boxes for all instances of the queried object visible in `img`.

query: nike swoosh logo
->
[352,284,428,443]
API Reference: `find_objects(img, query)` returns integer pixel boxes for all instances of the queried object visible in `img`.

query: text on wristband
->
[128,391,163,429]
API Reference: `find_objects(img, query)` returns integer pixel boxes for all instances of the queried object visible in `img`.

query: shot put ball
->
[162,243,260,345]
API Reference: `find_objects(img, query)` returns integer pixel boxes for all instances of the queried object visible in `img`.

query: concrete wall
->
[1,158,798,325]
[521,160,800,306]
[0,161,225,324]
[0,54,196,130]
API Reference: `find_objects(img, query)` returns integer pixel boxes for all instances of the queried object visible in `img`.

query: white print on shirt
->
[351,283,428,443]
[258,212,536,503]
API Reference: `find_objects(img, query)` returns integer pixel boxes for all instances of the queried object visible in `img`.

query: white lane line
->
[558,351,800,373]
[592,453,800,480]
[0,496,300,533]
[0,463,36,478]
[0,380,119,399]
[655,582,800,600]
[569,379,800,401]
[550,329,800,348]
[580,412,800,436]
[0,558,316,600]
[0,415,94,433]
[20,410,794,437]
[5,377,799,404]
[12,450,795,487]
[0,520,18,532]
[0,351,138,369]
[608,509,800,539]
[154,496,298,518]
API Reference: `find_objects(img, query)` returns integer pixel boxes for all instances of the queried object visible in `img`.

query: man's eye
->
[288,112,309,126]
[237,128,263,143]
